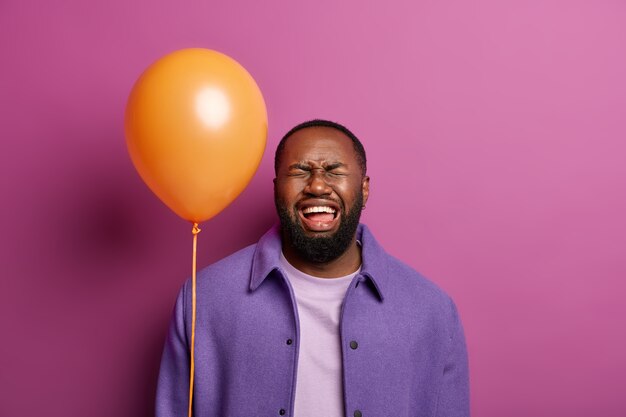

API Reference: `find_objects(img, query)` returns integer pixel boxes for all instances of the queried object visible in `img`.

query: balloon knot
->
[192,223,202,235]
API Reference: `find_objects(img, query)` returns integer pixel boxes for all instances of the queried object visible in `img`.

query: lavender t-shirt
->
[279,252,360,417]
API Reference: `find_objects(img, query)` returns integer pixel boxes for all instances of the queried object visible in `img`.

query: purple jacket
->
[156,224,469,417]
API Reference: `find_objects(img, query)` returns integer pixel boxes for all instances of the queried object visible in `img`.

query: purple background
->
[2,1,625,416]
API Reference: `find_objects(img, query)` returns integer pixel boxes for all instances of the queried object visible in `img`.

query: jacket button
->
[286,339,293,345]
[279,409,286,415]
[350,340,358,350]
[354,410,362,417]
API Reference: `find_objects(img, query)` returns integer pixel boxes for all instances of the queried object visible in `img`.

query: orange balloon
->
[125,48,267,223]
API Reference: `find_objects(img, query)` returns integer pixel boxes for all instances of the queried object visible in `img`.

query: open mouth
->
[298,203,340,232]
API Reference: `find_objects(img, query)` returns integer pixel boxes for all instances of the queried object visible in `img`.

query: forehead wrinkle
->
[279,132,359,172]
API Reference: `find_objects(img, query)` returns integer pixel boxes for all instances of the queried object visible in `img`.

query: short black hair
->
[274,119,367,176]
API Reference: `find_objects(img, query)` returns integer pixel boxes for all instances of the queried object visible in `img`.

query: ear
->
[362,176,370,206]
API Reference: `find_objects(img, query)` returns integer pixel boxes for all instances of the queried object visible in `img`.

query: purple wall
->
[2,1,625,416]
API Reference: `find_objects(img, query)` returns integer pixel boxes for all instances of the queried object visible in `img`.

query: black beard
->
[276,192,364,264]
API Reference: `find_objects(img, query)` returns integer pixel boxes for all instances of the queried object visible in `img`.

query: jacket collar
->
[250,224,388,301]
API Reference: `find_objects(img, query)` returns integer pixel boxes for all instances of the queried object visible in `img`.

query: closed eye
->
[285,162,348,177]
[286,163,311,176]
[324,163,348,176]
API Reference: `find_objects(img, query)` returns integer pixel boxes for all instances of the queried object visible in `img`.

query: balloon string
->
[189,222,201,417]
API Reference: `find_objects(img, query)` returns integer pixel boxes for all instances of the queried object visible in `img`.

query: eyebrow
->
[323,163,346,171]
[288,163,312,171]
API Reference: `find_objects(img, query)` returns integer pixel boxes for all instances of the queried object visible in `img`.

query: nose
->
[304,169,332,196]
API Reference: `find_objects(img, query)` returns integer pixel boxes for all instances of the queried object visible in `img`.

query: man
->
[156,120,470,417]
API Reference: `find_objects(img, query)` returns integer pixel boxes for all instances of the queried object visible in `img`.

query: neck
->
[282,237,362,278]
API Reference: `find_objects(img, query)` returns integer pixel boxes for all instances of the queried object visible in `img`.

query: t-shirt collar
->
[250,224,387,301]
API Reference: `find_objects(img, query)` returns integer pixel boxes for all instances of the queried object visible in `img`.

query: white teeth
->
[302,206,336,214]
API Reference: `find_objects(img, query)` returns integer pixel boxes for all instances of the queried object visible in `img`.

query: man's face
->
[274,126,369,263]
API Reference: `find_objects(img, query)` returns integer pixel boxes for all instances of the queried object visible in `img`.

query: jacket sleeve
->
[436,299,470,417]
[156,283,190,417]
